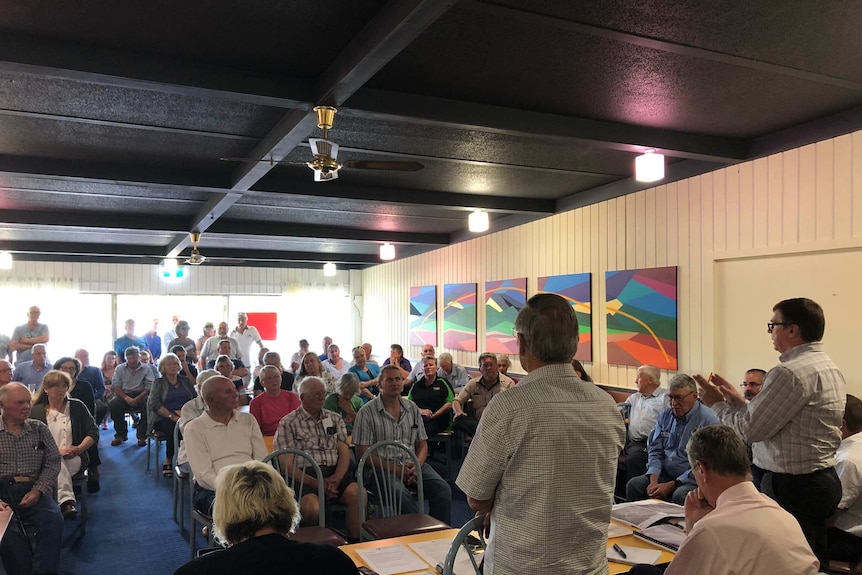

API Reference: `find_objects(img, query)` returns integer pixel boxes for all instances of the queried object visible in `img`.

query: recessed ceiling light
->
[323,262,337,276]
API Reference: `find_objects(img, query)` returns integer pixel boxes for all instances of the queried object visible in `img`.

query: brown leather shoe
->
[136,438,147,447]
[110,436,127,446]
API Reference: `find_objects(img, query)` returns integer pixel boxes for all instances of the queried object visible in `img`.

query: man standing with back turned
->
[697,297,845,571]
[457,294,625,574]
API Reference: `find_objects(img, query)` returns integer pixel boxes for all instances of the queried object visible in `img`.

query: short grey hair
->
[296,376,325,397]
[337,373,360,396]
[514,294,579,362]
[438,352,453,364]
[687,425,749,477]
[422,355,437,365]
[668,373,697,394]
[258,365,281,381]
[201,376,233,403]
[637,365,661,386]
[32,343,48,354]
[262,351,281,365]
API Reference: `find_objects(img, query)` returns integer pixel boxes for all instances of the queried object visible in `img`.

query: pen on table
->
[612,543,627,559]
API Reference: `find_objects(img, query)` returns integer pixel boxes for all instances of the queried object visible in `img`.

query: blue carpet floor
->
[53,426,474,574]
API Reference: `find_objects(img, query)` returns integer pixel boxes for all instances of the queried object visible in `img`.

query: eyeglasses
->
[767,322,790,333]
[740,382,762,388]
[668,391,695,403]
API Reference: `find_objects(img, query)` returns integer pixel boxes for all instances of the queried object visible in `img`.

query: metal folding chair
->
[441,513,487,575]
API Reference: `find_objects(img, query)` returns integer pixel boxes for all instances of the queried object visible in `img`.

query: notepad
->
[633,523,686,552]
[606,544,663,566]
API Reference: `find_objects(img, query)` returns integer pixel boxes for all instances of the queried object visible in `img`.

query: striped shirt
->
[713,342,845,474]
[0,417,61,497]
[456,363,626,575]
[273,406,346,468]
[353,395,427,463]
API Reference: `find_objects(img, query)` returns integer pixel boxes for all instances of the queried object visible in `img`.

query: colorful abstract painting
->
[442,283,477,351]
[485,278,527,354]
[537,273,592,361]
[605,266,678,369]
[409,285,437,346]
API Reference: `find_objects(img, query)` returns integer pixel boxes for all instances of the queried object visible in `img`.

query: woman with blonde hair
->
[30,370,99,520]
[172,460,357,575]
[295,352,336,395]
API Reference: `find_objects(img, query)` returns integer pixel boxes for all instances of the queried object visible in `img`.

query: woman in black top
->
[173,460,358,575]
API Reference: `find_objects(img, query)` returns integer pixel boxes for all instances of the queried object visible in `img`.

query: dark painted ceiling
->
[0,0,860,270]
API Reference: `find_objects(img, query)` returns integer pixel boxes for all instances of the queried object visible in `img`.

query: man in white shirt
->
[654,425,818,575]
[184,376,267,514]
[829,394,862,567]
[230,313,262,386]
[623,364,668,482]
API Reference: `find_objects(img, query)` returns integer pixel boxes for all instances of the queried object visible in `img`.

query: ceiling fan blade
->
[342,160,424,172]
[219,157,305,165]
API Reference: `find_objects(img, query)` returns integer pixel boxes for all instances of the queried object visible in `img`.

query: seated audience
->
[172,460,357,575]
[252,351,295,395]
[631,425,819,575]
[109,346,155,447]
[324,373,363,434]
[213,353,250,405]
[626,373,718,505]
[177,369,220,467]
[12,343,50,390]
[170,344,199,381]
[496,353,511,375]
[274,377,362,540]
[30,370,99,520]
[290,339,310,372]
[249,365,300,436]
[321,344,350,380]
[407,356,455,436]
[571,358,592,382]
[829,394,862,567]
[361,342,378,368]
[55,354,103,493]
[381,343,411,377]
[147,353,197,477]
[354,364,452,524]
[318,336,333,362]
[0,383,63,575]
[348,346,380,401]
[623,365,669,481]
[407,344,445,383]
[199,321,240,369]
[438,352,469,391]
[295,352,336,395]
[452,352,515,437]
[184,376,267,514]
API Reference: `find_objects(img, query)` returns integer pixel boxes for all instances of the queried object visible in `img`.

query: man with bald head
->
[184,376,267,514]
[0,382,63,575]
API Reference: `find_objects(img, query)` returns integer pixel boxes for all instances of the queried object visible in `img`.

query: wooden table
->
[340,525,674,575]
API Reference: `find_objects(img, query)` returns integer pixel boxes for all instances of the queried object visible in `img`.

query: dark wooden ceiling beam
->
[251,177,556,214]
[343,89,746,163]
[166,0,457,258]
[470,1,862,93]
[8,252,369,270]
[0,33,314,108]
[207,220,449,245]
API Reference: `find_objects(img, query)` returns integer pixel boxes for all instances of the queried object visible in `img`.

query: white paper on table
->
[355,543,430,575]
[607,523,634,539]
[408,537,483,574]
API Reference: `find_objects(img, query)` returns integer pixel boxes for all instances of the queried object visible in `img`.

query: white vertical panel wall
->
[361,130,862,389]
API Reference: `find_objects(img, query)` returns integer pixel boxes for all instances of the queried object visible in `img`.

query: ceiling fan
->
[221,106,424,182]
[184,232,245,266]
